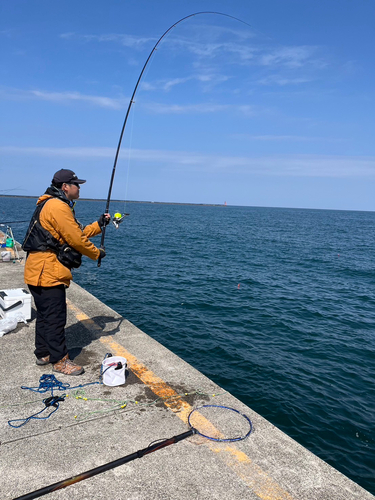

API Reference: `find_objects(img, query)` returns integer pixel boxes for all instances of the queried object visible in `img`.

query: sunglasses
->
[69,182,80,188]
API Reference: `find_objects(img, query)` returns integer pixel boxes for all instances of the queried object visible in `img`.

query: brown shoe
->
[36,355,50,366]
[53,354,84,376]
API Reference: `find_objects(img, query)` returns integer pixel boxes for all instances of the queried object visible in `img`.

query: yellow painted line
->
[99,335,224,441]
[67,300,102,331]
[67,300,295,500]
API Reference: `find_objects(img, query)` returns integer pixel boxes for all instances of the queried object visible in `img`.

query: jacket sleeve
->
[83,221,102,238]
[41,200,100,260]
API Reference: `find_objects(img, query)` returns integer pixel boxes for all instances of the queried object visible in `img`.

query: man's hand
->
[98,213,111,228]
[98,248,106,259]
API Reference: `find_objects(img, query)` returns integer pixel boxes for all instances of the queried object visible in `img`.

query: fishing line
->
[13,404,252,500]
[121,99,136,216]
[0,221,29,224]
[0,188,25,194]
[98,11,251,266]
[72,388,227,421]
[121,49,156,214]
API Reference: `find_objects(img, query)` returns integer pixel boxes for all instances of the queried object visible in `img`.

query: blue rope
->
[10,354,113,429]
[21,374,69,396]
[8,396,65,428]
[9,375,99,428]
[21,374,99,397]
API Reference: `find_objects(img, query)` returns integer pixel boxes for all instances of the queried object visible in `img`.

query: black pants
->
[28,284,68,364]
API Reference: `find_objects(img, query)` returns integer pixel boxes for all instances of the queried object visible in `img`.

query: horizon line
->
[0,194,374,213]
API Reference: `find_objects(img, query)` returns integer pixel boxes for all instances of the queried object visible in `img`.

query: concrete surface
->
[0,246,373,499]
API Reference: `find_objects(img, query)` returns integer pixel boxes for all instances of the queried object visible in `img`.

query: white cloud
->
[60,29,328,81]
[2,146,374,179]
[160,77,191,91]
[162,33,325,72]
[260,46,319,68]
[139,81,155,91]
[0,86,254,115]
[237,105,256,116]
[60,32,156,49]
[141,102,228,114]
[178,22,255,42]
[166,37,258,62]
[30,90,126,109]
[0,146,115,158]
[60,28,320,70]
[141,102,256,115]
[140,73,231,92]
[0,88,128,109]
[234,135,328,142]
[257,75,311,86]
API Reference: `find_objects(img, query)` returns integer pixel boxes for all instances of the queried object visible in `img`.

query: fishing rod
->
[14,429,196,500]
[98,11,251,267]
[13,405,252,499]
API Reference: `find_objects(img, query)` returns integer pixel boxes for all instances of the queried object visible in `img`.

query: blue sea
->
[2,197,375,494]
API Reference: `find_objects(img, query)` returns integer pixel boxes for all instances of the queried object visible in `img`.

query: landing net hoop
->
[188,404,253,442]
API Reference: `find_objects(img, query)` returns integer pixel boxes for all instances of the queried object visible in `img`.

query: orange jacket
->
[24,194,101,287]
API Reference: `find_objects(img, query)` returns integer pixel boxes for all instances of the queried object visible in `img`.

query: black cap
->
[52,169,86,185]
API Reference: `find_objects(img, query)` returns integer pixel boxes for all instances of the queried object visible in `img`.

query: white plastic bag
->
[1,251,11,262]
[0,314,27,337]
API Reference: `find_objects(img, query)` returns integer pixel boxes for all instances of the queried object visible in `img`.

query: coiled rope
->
[8,374,99,428]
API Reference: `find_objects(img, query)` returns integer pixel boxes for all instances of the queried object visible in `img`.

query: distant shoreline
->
[0,194,225,208]
[1,194,374,213]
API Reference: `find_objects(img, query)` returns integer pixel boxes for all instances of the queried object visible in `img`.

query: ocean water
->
[2,197,375,494]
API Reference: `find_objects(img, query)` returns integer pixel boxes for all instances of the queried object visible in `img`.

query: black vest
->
[22,192,82,269]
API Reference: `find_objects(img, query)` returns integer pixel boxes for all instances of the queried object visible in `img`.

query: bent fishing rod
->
[98,11,251,266]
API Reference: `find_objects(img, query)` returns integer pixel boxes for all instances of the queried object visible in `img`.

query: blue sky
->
[1,0,374,210]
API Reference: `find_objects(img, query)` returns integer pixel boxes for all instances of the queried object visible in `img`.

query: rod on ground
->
[13,428,196,500]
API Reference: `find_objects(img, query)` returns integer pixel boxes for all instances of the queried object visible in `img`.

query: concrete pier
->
[0,249,373,499]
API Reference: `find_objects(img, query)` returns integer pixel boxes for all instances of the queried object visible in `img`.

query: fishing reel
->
[112,212,129,229]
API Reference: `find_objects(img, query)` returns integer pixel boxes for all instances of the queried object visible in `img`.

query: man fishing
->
[23,169,109,376]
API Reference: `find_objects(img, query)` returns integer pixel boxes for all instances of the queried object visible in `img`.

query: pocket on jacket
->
[54,259,73,283]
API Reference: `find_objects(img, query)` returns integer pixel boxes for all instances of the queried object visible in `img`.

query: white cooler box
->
[0,288,31,321]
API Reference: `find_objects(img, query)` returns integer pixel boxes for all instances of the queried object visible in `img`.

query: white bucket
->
[102,356,127,386]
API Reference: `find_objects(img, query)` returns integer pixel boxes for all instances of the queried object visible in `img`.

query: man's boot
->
[53,354,84,376]
[36,355,50,366]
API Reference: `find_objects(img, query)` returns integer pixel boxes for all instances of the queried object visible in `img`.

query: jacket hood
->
[36,194,52,205]
[37,186,71,206]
